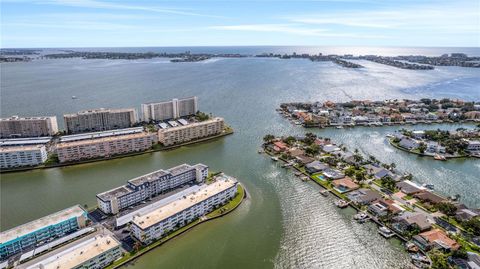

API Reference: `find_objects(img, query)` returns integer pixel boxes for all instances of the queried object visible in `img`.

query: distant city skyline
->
[1,0,479,48]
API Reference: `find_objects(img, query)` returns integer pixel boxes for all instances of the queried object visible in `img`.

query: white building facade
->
[97,163,209,214]
[0,145,48,169]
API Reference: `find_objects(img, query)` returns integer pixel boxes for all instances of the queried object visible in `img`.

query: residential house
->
[305,161,328,174]
[322,168,345,180]
[332,177,359,193]
[392,212,432,234]
[413,229,460,252]
[347,189,382,205]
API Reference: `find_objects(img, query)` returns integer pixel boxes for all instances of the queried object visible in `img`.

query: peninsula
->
[278,98,480,128]
[388,127,480,160]
[261,133,480,268]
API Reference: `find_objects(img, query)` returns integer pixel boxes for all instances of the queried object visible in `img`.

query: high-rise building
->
[0,205,88,260]
[63,108,137,134]
[141,96,198,122]
[157,117,224,146]
[97,163,208,214]
[0,116,58,138]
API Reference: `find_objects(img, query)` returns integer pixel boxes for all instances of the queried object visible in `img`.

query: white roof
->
[133,176,237,230]
[59,127,144,142]
[0,205,85,244]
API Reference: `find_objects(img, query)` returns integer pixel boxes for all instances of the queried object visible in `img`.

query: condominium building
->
[0,205,87,260]
[64,108,137,134]
[131,175,238,244]
[55,132,157,163]
[0,116,58,138]
[0,145,48,169]
[157,117,224,146]
[97,163,209,214]
[17,229,122,269]
[141,96,198,122]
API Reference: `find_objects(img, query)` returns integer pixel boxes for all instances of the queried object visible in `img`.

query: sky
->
[1,0,479,48]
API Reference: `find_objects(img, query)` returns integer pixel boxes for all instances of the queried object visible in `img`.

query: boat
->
[301,176,309,182]
[422,183,434,190]
[71,95,77,99]
[378,226,395,238]
[320,190,329,196]
[335,199,349,208]
[336,126,344,129]
[405,242,419,253]
[354,212,370,223]
[410,253,429,264]
[258,150,263,154]
[294,172,302,176]
[271,156,279,161]
[434,154,446,161]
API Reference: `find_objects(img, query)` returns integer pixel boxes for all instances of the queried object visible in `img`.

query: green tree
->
[263,134,275,143]
[283,136,296,146]
[354,170,366,182]
[436,202,457,216]
[430,249,450,269]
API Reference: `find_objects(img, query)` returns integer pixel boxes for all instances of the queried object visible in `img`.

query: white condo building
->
[131,175,238,244]
[16,229,122,269]
[64,108,137,134]
[157,117,224,146]
[97,163,209,214]
[0,145,48,169]
[0,116,58,138]
[141,96,198,122]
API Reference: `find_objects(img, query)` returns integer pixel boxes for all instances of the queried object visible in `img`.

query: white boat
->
[320,190,329,196]
[422,183,434,190]
[378,227,395,238]
[354,212,370,222]
[335,200,349,208]
[271,156,279,161]
[336,126,344,129]
[71,95,77,99]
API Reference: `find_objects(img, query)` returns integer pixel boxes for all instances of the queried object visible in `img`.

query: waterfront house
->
[413,229,460,252]
[322,168,345,180]
[363,164,384,176]
[414,191,446,205]
[399,138,420,150]
[455,208,479,222]
[296,155,315,165]
[368,199,402,217]
[392,212,432,234]
[412,130,425,139]
[396,181,424,195]
[273,141,289,152]
[467,140,480,152]
[347,189,382,206]
[332,177,359,193]
[305,161,328,174]
[288,148,305,158]
[426,142,446,154]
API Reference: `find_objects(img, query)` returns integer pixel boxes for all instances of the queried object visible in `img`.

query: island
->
[388,127,480,160]
[261,133,480,268]
[278,98,480,128]
[1,164,246,269]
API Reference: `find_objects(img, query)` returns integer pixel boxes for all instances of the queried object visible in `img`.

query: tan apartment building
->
[64,108,137,134]
[0,116,58,138]
[157,117,224,146]
[55,132,157,163]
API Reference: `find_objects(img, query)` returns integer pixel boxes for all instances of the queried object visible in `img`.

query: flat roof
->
[177,119,188,125]
[0,116,55,121]
[0,144,46,153]
[56,132,152,148]
[158,117,223,133]
[132,176,237,230]
[0,137,51,146]
[18,231,120,269]
[64,108,135,117]
[97,185,133,201]
[116,185,203,227]
[59,127,144,143]
[0,205,85,244]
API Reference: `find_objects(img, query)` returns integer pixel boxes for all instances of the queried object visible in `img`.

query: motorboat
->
[378,226,395,238]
